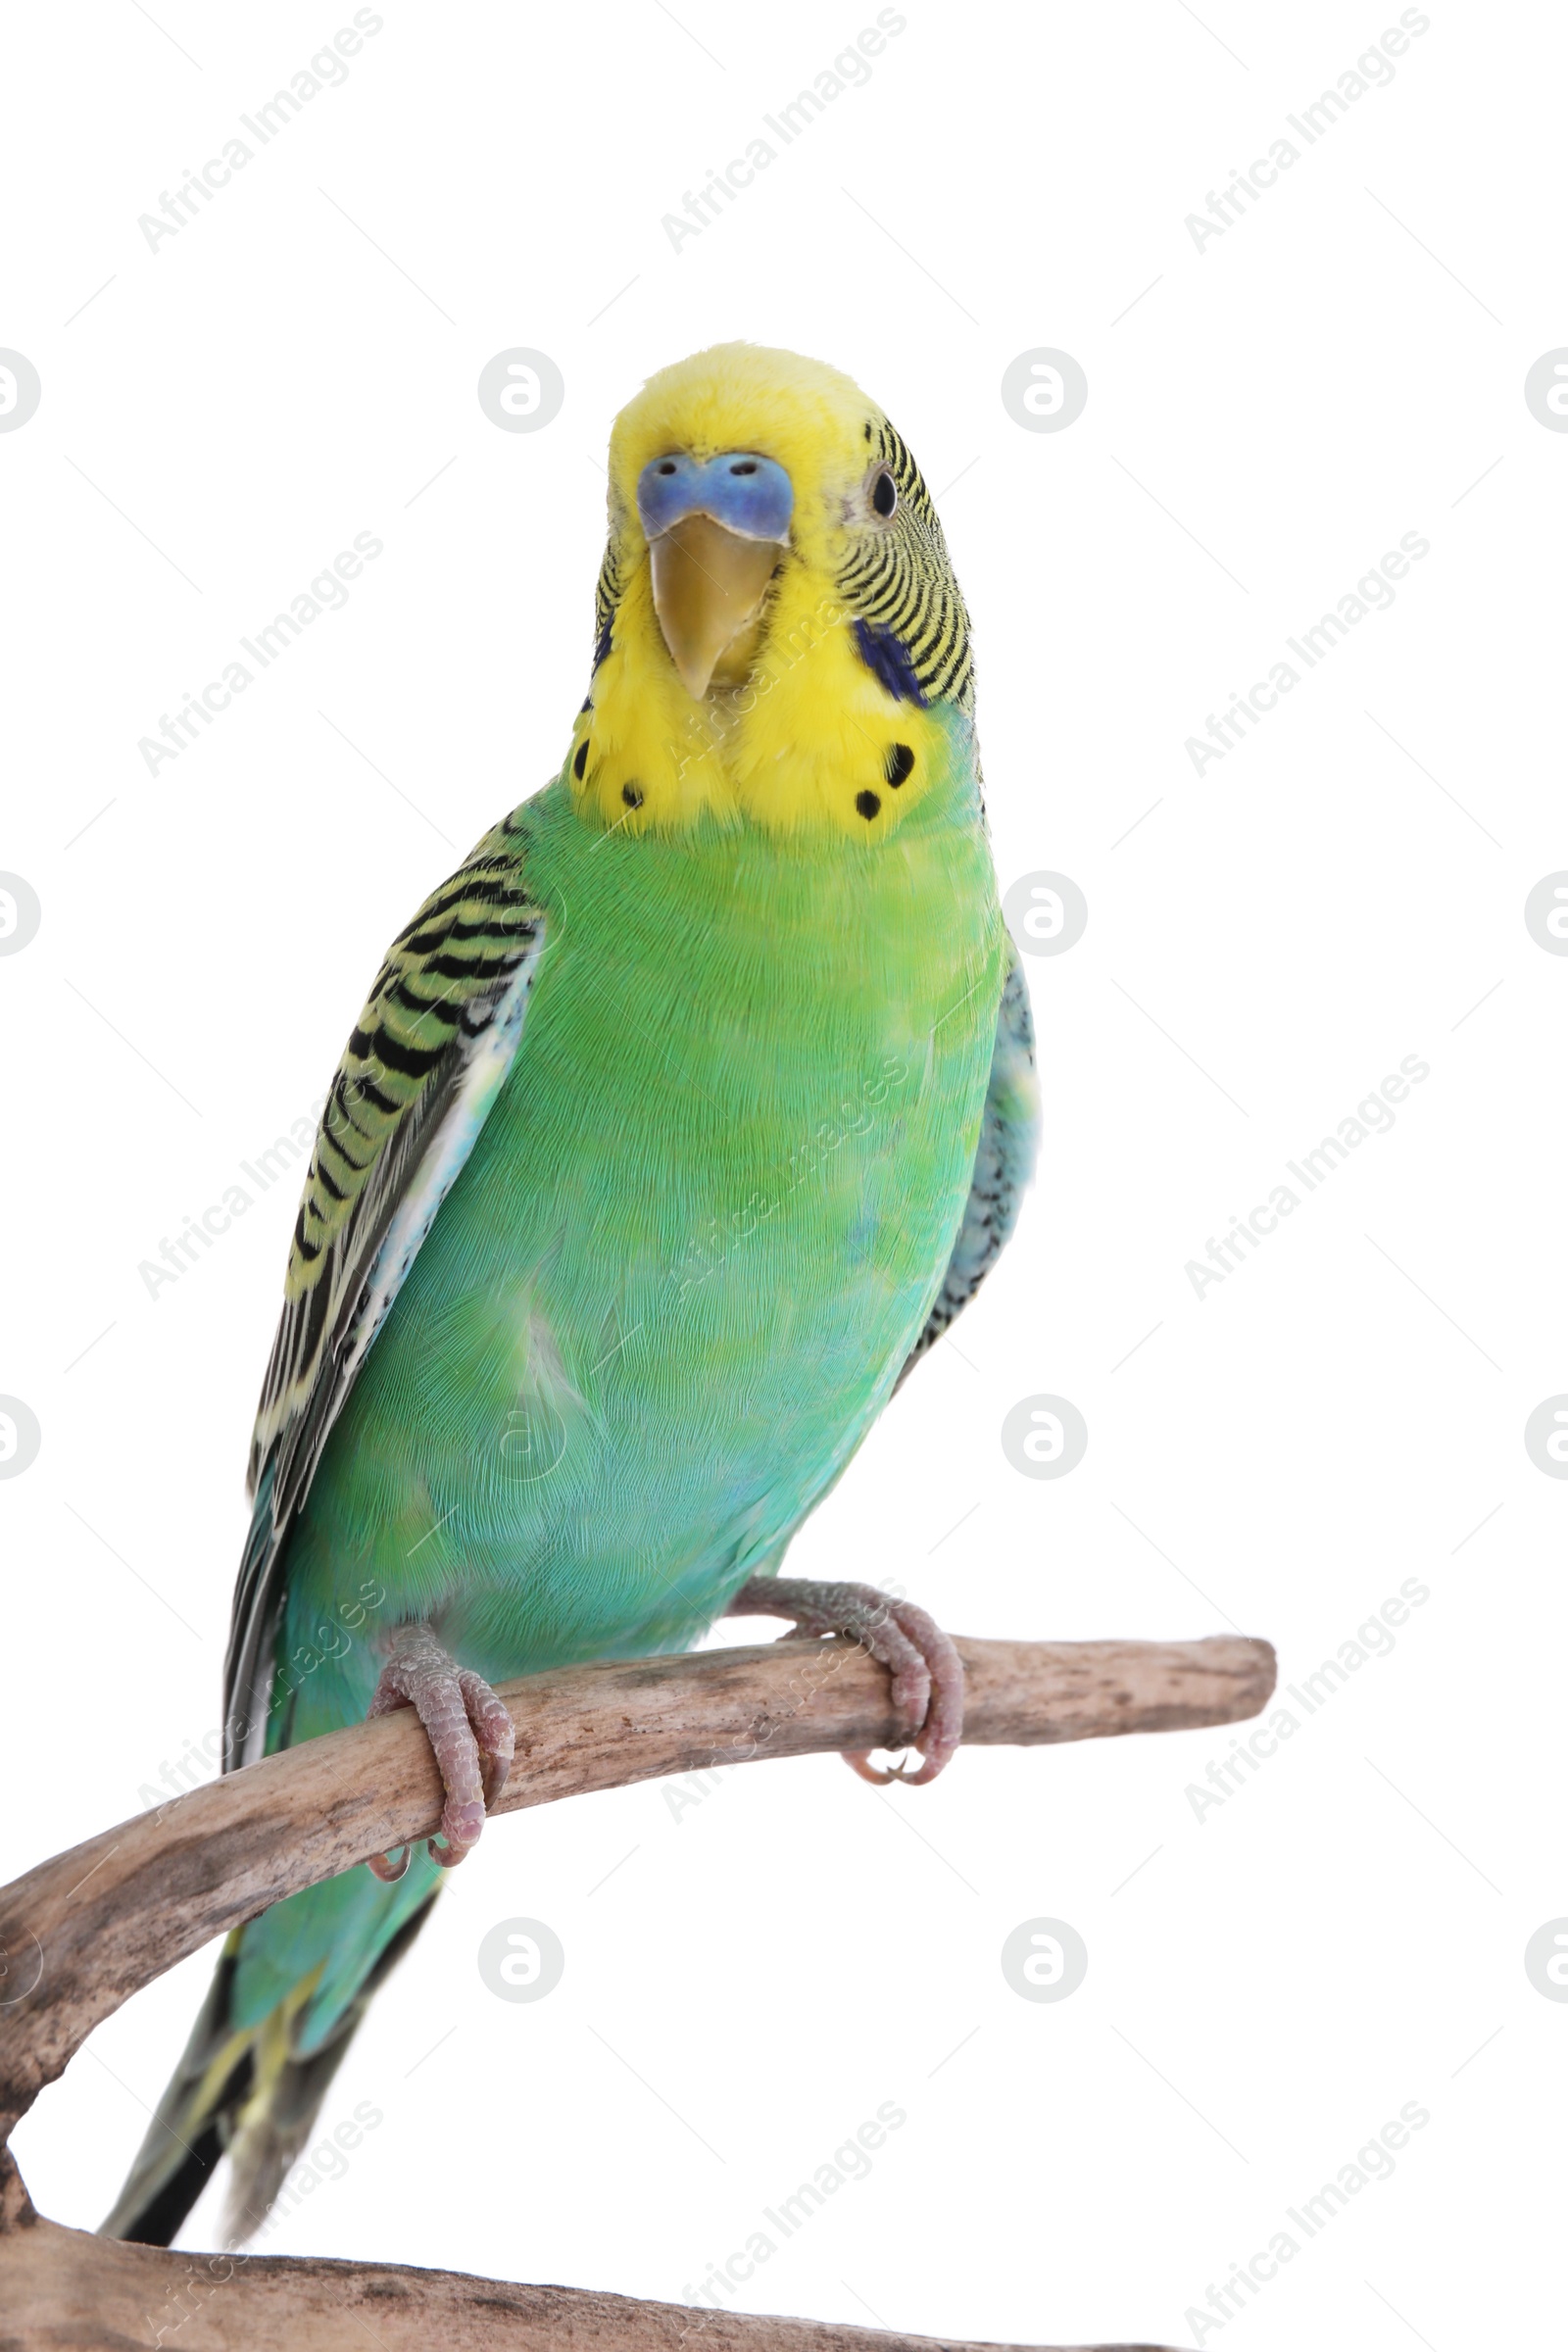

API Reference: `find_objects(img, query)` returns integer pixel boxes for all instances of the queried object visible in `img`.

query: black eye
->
[871,468,897,519]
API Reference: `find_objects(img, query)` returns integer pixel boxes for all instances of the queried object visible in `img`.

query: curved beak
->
[649,519,783,699]
[637,452,794,699]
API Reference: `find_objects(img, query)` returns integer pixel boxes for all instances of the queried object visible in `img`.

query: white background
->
[2,3,1562,2345]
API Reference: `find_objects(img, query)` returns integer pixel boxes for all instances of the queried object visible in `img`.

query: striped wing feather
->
[900,945,1039,1384]
[223,813,545,1765]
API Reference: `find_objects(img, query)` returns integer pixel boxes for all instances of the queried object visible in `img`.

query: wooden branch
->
[0,1633,1272,2143]
[0,1632,1275,2141]
[0,1629,1273,2351]
[1,2211,1177,2352]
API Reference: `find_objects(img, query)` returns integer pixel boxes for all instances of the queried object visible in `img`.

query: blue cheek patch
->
[853,617,928,707]
[636,452,794,544]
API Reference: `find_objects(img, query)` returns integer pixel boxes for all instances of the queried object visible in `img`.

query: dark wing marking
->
[899,945,1040,1388]
[223,811,546,1767]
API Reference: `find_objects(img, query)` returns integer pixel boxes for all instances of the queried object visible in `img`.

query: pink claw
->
[365,1626,515,1876]
[725,1576,964,1784]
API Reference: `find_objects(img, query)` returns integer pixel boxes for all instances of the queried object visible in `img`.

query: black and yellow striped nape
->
[834,416,975,713]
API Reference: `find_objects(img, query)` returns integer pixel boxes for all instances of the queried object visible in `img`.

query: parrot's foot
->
[724,1575,963,1786]
[364,1624,514,1881]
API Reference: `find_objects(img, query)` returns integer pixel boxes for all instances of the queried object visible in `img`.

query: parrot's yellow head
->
[565,343,975,841]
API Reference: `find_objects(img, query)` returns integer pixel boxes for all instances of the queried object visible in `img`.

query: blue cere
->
[636,451,795,544]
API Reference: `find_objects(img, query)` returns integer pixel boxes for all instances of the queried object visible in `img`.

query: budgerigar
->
[103,344,1041,2248]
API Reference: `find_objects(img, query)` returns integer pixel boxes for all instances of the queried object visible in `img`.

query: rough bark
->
[0,2208,1174,2352]
[0,1628,1272,2349]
